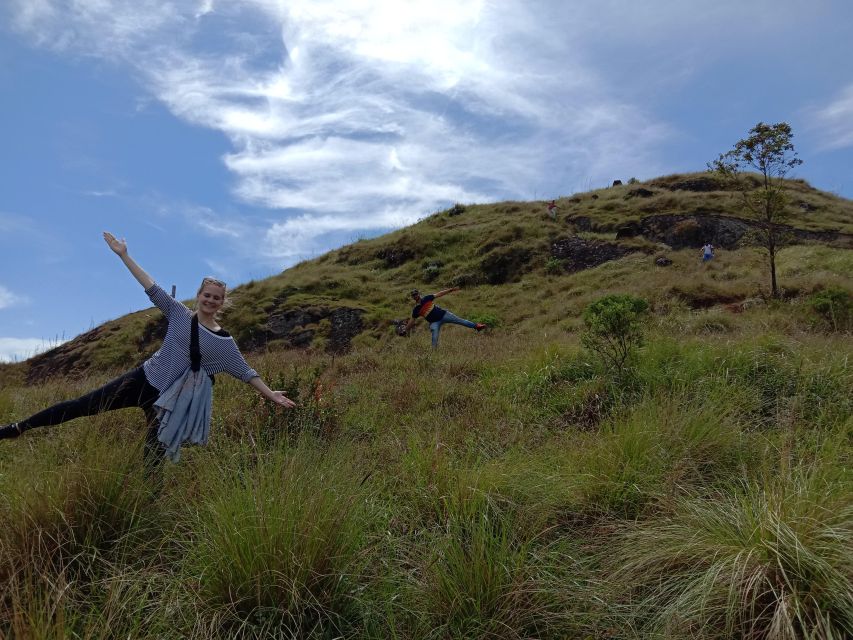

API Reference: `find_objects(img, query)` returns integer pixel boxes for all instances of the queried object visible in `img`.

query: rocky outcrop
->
[550,236,635,272]
[637,213,852,249]
[328,308,365,353]
[376,246,415,268]
[567,216,598,232]
[649,176,722,192]
[258,306,365,353]
[615,222,642,239]
[479,246,534,284]
[637,214,748,249]
[137,315,168,352]
[626,187,655,199]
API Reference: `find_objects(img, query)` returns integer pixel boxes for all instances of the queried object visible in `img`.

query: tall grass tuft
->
[0,430,156,577]
[0,426,162,635]
[604,462,853,639]
[180,443,371,637]
[412,490,563,639]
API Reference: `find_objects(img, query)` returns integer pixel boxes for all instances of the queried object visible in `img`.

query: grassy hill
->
[2,171,851,387]
[0,172,851,638]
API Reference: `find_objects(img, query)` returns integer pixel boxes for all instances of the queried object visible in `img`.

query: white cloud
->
[806,84,853,151]
[0,337,62,363]
[0,285,25,310]
[17,0,792,256]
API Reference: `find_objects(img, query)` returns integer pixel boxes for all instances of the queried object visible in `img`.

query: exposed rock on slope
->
[623,214,853,250]
[551,237,636,272]
[244,306,365,354]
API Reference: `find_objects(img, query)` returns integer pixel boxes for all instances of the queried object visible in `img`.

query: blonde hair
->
[195,277,231,314]
[196,276,227,297]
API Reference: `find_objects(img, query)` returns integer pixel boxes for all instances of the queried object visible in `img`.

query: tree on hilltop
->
[709,121,803,298]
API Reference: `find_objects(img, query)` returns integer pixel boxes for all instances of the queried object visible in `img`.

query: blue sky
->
[1,0,852,362]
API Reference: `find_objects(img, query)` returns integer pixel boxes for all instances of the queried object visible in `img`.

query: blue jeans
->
[429,311,476,348]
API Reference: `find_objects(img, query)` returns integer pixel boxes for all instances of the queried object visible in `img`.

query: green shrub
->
[422,262,442,283]
[582,294,649,372]
[808,287,852,331]
[449,272,481,287]
[468,312,501,329]
[545,257,563,275]
[0,430,156,583]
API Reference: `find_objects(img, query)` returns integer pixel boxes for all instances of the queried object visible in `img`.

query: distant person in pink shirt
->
[547,200,558,220]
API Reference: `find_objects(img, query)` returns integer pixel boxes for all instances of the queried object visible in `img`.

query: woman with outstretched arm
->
[0,232,296,465]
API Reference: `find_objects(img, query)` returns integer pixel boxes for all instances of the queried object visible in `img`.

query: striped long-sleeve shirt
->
[142,283,258,392]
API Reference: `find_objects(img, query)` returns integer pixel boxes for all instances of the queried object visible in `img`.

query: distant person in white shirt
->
[702,243,715,262]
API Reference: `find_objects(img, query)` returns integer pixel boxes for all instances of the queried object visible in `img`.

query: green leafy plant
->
[545,257,563,275]
[422,263,442,283]
[468,312,501,328]
[581,294,649,372]
[808,287,852,331]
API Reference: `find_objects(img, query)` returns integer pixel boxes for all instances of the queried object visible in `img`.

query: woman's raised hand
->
[103,232,127,256]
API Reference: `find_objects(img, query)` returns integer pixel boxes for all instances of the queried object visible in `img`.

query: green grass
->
[606,461,853,639]
[0,176,850,638]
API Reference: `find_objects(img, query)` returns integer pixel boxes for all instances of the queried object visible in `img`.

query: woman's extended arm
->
[103,232,154,289]
[434,287,460,299]
[249,377,297,408]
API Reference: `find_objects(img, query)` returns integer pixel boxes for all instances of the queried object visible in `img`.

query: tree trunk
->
[768,227,778,298]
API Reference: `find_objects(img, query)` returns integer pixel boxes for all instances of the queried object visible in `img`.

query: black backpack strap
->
[190,314,201,373]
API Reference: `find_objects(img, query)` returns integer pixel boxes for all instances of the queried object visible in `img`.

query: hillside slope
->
[2,171,850,386]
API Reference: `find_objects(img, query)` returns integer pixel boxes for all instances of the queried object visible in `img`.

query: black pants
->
[18,367,165,465]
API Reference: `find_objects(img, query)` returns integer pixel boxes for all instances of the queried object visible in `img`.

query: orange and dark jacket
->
[412,294,447,323]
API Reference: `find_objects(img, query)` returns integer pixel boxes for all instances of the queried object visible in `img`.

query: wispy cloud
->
[13,0,815,263]
[0,337,62,363]
[4,0,675,259]
[806,84,853,151]
[0,284,26,310]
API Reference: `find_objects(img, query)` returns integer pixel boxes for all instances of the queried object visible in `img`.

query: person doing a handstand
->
[403,288,485,348]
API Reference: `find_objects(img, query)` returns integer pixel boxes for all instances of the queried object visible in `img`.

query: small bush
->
[581,294,649,372]
[468,312,501,328]
[249,365,338,442]
[412,492,559,639]
[422,263,442,283]
[545,257,563,275]
[808,287,852,331]
[449,272,481,288]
